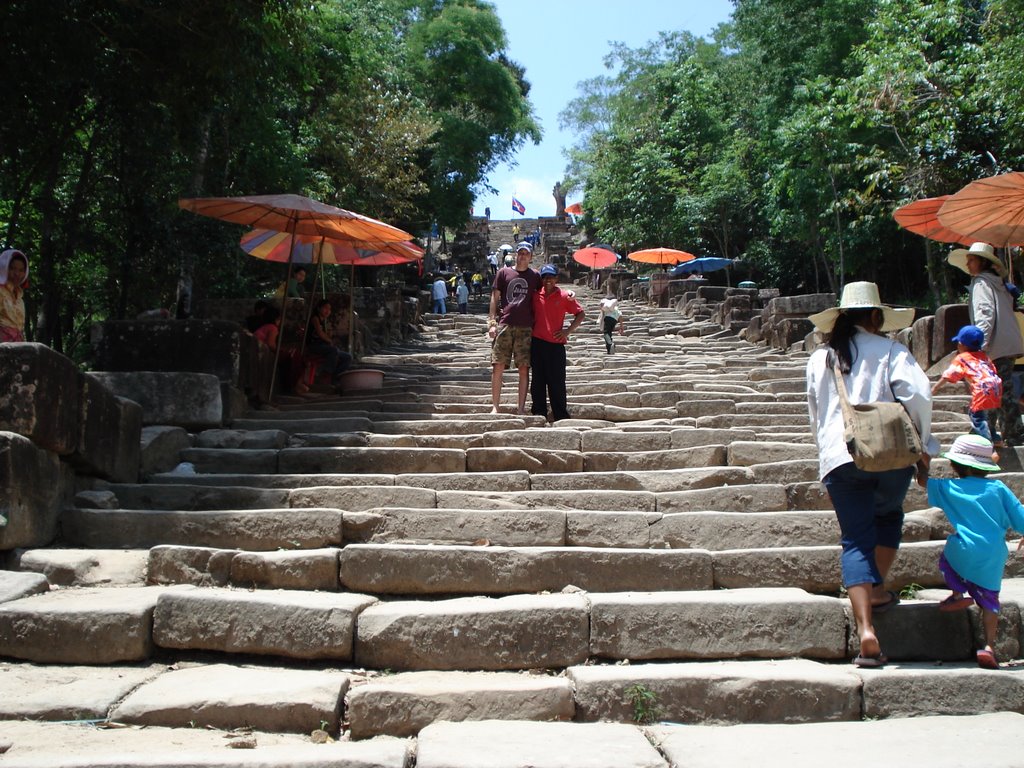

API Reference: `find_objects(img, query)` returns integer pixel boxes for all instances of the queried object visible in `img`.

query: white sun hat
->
[947,242,1006,278]
[942,434,1000,472]
[807,281,915,334]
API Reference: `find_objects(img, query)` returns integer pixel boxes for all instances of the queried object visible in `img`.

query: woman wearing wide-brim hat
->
[947,242,1024,445]
[806,282,939,668]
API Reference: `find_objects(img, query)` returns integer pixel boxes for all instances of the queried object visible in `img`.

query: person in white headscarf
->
[0,248,29,342]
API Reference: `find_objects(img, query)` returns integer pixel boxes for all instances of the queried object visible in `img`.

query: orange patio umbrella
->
[627,247,695,266]
[240,228,423,355]
[571,247,618,269]
[179,193,413,395]
[564,202,583,216]
[893,196,973,245]
[937,172,1024,247]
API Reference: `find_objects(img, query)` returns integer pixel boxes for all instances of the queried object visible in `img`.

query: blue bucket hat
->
[952,325,984,351]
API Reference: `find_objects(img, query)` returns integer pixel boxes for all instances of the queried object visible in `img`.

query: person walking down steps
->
[927,434,1024,669]
[806,282,939,669]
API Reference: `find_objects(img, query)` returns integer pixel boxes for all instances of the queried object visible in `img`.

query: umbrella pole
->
[299,238,326,359]
[349,264,355,356]
[269,228,298,399]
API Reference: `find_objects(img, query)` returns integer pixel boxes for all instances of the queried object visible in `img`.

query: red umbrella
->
[893,196,973,245]
[937,172,1024,247]
[572,247,618,269]
[627,247,695,266]
[565,202,583,216]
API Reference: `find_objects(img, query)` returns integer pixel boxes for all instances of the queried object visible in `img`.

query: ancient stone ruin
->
[0,246,1021,765]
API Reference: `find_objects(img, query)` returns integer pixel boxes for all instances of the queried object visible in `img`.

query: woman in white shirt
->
[806,282,938,668]
[599,297,624,354]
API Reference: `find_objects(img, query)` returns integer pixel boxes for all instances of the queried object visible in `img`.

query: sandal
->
[976,649,999,669]
[853,652,888,668]
[939,595,975,612]
[872,590,900,614]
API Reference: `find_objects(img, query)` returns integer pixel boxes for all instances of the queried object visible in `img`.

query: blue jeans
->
[433,298,446,314]
[970,409,998,443]
[822,462,914,588]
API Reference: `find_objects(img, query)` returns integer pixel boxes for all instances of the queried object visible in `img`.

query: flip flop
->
[939,595,975,612]
[853,653,888,669]
[872,591,900,614]
[976,649,999,669]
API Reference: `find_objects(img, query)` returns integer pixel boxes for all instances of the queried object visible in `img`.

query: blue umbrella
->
[669,256,734,276]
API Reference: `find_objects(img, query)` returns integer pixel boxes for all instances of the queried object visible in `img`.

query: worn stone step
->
[347,670,575,739]
[149,470,532,492]
[0,720,408,767]
[62,508,343,550]
[153,586,377,661]
[0,586,178,663]
[110,663,347,732]
[340,544,714,595]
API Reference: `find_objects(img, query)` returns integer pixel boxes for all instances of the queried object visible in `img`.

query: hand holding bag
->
[832,356,923,472]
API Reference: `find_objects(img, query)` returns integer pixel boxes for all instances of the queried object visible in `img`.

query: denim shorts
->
[822,461,914,588]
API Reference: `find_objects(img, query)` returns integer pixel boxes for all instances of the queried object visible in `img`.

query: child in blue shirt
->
[927,434,1024,669]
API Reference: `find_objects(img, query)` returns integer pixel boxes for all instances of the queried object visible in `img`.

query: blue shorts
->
[823,462,914,588]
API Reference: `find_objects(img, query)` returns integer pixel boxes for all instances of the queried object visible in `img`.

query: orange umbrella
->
[893,196,973,245]
[565,202,583,216]
[572,247,618,269]
[179,193,412,396]
[627,247,695,266]
[240,229,423,356]
[937,172,1024,247]
[179,193,412,242]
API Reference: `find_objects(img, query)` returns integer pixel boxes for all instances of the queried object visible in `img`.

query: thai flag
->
[512,197,526,215]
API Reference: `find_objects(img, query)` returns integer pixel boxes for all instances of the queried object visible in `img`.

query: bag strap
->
[829,352,857,425]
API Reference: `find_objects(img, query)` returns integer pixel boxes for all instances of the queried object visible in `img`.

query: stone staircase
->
[1,281,1023,766]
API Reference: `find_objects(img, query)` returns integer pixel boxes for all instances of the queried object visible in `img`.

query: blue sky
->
[474,0,735,220]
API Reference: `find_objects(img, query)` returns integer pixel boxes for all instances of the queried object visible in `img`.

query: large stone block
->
[347,670,575,739]
[0,431,68,550]
[91,318,258,389]
[69,374,142,482]
[910,314,934,371]
[570,659,861,724]
[0,662,161,720]
[139,426,190,478]
[87,371,223,429]
[932,304,970,367]
[341,544,714,595]
[0,342,80,454]
[62,508,343,550]
[861,665,1024,718]
[111,664,347,732]
[354,593,590,671]
[0,586,170,663]
[590,589,848,660]
[153,587,377,660]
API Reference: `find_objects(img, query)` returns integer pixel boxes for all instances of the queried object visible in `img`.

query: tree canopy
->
[0,0,539,357]
[562,0,1024,305]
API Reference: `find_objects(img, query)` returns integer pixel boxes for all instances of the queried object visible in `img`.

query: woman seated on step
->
[252,305,306,396]
[805,282,938,669]
[306,299,352,390]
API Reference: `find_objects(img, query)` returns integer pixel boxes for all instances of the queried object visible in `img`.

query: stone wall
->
[0,343,142,550]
